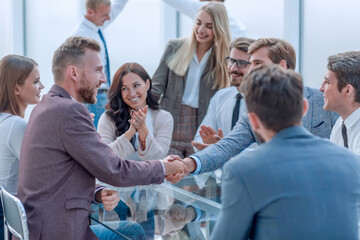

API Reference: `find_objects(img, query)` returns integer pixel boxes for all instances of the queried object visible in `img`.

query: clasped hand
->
[161,155,188,184]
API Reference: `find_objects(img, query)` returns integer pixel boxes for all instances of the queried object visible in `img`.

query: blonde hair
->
[0,55,38,117]
[167,2,231,89]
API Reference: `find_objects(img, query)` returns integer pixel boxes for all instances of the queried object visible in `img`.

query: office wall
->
[301,0,360,88]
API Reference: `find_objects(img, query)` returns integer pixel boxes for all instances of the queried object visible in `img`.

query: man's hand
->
[165,157,197,184]
[191,141,211,151]
[199,125,223,144]
[100,189,120,211]
[161,155,188,183]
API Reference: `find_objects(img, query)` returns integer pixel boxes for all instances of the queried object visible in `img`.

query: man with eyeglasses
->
[190,37,255,188]
[167,37,339,184]
[192,37,255,152]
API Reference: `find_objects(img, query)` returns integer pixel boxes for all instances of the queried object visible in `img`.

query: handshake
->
[161,155,196,184]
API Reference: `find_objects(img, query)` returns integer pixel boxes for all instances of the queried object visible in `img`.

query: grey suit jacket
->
[152,38,218,128]
[17,85,164,240]
[211,126,360,240]
[194,86,340,173]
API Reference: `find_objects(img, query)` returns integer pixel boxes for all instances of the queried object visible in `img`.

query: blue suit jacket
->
[194,86,339,173]
[211,126,360,240]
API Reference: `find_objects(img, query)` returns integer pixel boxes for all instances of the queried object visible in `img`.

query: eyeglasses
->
[225,57,251,69]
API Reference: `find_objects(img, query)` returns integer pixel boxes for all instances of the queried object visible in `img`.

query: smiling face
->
[87,3,111,26]
[227,48,252,87]
[193,10,215,46]
[121,72,150,110]
[248,47,275,73]
[320,70,345,112]
[15,65,44,107]
[77,49,106,104]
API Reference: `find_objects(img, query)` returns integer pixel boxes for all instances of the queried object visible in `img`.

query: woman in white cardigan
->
[97,62,174,161]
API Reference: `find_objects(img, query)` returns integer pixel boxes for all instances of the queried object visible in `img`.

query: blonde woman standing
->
[152,2,231,158]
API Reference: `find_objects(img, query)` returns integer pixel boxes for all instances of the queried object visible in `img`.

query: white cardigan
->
[97,109,174,160]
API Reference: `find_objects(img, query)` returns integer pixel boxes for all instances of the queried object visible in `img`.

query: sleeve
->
[97,113,135,159]
[193,113,256,173]
[151,41,174,98]
[103,0,129,29]
[210,161,254,240]
[7,118,27,159]
[138,111,174,160]
[193,93,219,145]
[162,0,203,19]
[62,103,164,187]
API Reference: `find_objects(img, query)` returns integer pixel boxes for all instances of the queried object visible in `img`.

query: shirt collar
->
[81,16,100,32]
[344,106,360,129]
[193,47,213,64]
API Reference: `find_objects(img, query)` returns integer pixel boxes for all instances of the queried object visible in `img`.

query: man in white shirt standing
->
[72,0,129,127]
[162,0,246,39]
[320,51,360,154]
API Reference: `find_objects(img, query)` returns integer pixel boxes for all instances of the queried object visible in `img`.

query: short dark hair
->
[243,64,304,132]
[248,38,296,70]
[229,37,255,53]
[327,51,360,103]
[52,36,100,83]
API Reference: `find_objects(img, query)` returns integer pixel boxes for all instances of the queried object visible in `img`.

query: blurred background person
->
[0,54,44,239]
[152,2,231,158]
[72,0,129,128]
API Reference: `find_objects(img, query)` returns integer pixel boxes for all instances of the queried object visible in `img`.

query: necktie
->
[341,121,348,148]
[231,93,243,130]
[98,29,110,86]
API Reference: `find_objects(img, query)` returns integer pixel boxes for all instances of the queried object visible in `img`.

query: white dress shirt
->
[330,107,360,155]
[182,48,212,108]
[71,0,129,83]
[162,0,247,39]
[193,86,246,144]
[0,113,27,195]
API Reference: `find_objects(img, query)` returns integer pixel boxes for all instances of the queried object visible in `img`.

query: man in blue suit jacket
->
[174,38,339,176]
[211,64,360,239]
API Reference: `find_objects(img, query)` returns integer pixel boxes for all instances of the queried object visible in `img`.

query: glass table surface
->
[91,179,220,240]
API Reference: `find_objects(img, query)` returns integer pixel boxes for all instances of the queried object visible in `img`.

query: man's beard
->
[230,70,244,87]
[78,77,97,104]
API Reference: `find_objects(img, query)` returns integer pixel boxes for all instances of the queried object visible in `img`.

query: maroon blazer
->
[17,85,164,240]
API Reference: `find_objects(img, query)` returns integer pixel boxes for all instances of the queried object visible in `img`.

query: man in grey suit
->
[171,38,339,177]
[17,37,187,240]
[211,64,360,239]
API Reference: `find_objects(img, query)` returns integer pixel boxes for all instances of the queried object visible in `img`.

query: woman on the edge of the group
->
[0,54,44,239]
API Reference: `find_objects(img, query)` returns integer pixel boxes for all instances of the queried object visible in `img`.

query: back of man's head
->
[327,51,360,103]
[52,36,100,84]
[243,64,304,132]
[248,38,296,70]
[86,0,111,10]
[230,37,255,53]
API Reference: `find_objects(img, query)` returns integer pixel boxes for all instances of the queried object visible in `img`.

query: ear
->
[302,98,309,117]
[14,84,21,96]
[86,8,94,17]
[343,84,355,100]
[248,112,260,131]
[145,79,150,91]
[279,59,287,69]
[66,66,79,83]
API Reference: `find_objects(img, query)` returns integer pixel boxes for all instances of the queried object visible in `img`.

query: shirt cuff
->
[93,186,105,204]
[189,155,201,175]
[159,160,165,175]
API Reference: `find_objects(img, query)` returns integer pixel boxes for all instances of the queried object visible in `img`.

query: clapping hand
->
[199,125,223,144]
[161,155,188,184]
[129,105,148,130]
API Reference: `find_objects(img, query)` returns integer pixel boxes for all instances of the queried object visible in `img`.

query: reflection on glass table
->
[91,182,221,239]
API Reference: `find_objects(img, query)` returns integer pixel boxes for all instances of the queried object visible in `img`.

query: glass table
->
[91,178,221,240]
